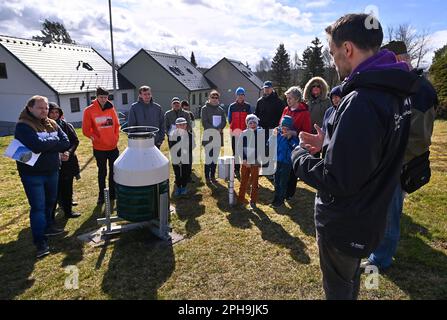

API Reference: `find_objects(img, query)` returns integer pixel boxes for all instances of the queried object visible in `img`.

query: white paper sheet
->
[4,139,40,166]
[212,115,222,128]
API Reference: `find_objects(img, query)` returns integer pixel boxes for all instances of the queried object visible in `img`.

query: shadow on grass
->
[171,172,206,238]
[101,230,175,299]
[58,204,104,267]
[275,185,316,238]
[384,213,447,299]
[0,228,36,299]
[226,206,311,264]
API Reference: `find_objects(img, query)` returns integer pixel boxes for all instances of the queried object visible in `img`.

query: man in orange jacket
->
[82,87,120,205]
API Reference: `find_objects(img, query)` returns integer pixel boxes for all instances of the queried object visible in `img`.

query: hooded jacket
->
[15,108,70,176]
[304,77,331,132]
[255,91,286,129]
[292,50,419,258]
[82,99,120,151]
[127,98,165,146]
[49,105,81,178]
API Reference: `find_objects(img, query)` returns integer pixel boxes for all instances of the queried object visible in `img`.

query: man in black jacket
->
[255,81,286,130]
[292,14,418,299]
[48,103,81,219]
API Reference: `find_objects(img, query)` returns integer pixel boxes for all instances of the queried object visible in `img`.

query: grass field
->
[0,120,446,300]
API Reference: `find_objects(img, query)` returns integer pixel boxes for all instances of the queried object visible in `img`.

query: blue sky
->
[0,0,446,68]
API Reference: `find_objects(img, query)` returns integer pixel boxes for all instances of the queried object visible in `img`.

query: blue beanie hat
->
[235,87,245,95]
[281,115,294,129]
[330,86,342,99]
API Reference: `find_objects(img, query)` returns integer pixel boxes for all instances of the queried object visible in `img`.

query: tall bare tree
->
[386,24,432,68]
[322,47,339,89]
[255,56,272,81]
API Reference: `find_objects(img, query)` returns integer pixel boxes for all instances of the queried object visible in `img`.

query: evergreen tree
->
[271,43,291,96]
[300,37,325,88]
[430,44,447,118]
[190,51,198,68]
[32,19,75,44]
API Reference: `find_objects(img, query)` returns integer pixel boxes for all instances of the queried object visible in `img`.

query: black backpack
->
[400,151,431,194]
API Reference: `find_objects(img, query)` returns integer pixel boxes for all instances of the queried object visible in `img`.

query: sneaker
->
[181,187,188,195]
[174,187,181,197]
[36,242,50,258]
[65,212,81,219]
[210,177,218,183]
[44,226,64,237]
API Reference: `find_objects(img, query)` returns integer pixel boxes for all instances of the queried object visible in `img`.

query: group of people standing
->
[13,13,438,301]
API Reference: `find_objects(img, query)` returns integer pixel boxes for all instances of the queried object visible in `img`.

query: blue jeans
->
[368,183,404,269]
[274,162,292,203]
[20,172,59,246]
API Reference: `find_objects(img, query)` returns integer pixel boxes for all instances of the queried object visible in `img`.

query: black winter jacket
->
[292,63,418,258]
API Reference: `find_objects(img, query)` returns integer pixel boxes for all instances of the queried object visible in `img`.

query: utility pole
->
[108,0,117,104]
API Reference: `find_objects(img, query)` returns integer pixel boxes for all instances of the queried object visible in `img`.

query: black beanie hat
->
[381,40,408,55]
[96,87,109,96]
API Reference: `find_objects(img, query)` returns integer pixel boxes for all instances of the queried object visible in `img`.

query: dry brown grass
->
[0,120,446,300]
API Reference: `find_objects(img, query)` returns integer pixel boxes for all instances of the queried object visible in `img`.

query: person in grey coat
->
[303,77,331,134]
[200,90,226,183]
[127,85,165,148]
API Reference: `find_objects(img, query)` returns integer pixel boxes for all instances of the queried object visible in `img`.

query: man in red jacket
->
[82,87,120,205]
[228,87,252,178]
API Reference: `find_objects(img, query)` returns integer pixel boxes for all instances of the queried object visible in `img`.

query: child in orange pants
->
[237,114,262,209]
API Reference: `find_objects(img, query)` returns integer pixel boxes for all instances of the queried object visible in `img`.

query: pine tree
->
[190,51,198,68]
[300,37,325,88]
[430,44,447,118]
[32,19,75,44]
[271,43,291,97]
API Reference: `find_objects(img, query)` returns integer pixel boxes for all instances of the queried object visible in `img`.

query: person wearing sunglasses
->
[303,77,331,135]
[200,90,226,183]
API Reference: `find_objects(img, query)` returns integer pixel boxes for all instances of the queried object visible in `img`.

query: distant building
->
[119,49,212,117]
[204,58,263,108]
[0,35,135,135]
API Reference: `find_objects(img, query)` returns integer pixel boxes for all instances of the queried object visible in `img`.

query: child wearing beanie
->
[236,114,262,209]
[269,115,299,208]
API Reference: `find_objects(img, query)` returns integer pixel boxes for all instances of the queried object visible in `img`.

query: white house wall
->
[59,89,135,125]
[0,45,56,134]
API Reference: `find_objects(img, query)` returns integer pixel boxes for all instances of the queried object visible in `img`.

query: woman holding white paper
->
[200,90,226,183]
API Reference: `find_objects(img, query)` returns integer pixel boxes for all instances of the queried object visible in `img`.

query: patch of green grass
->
[0,121,446,300]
